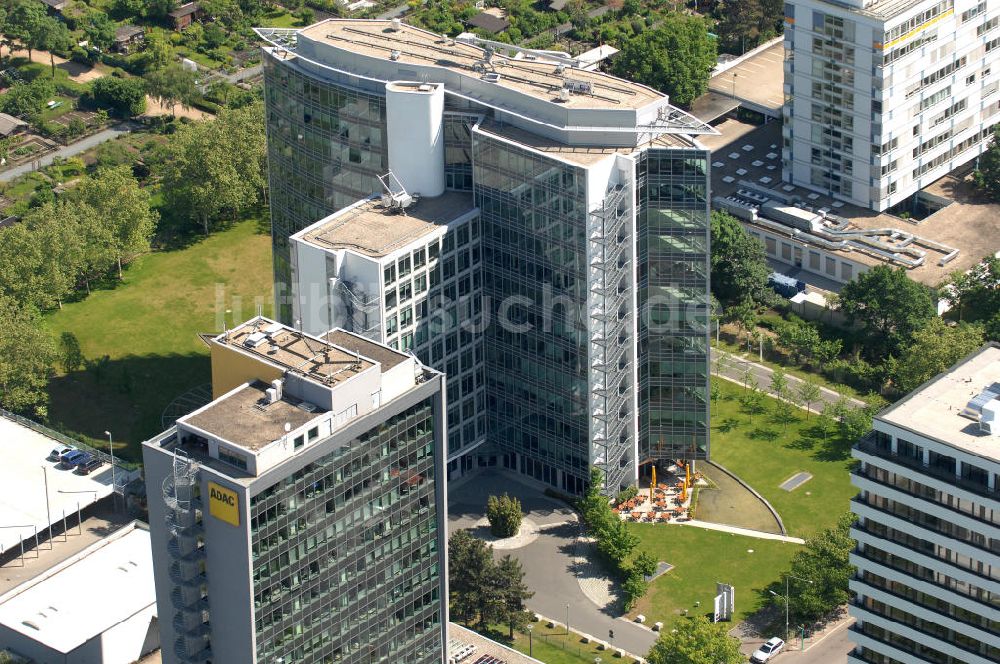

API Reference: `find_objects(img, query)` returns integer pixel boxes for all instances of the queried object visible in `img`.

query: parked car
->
[48,446,74,461]
[59,451,87,469]
[751,637,785,663]
[77,457,103,475]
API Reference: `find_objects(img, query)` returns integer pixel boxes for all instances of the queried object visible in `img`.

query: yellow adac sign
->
[208,481,240,527]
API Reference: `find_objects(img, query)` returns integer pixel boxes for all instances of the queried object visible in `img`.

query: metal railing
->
[0,407,138,473]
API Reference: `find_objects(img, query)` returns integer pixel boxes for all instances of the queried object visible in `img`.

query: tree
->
[111,0,146,21]
[74,166,158,278]
[145,0,179,20]
[160,103,267,233]
[973,126,1000,201]
[838,265,936,360]
[144,64,199,116]
[0,201,84,310]
[0,78,56,121]
[0,296,57,419]
[611,14,717,107]
[493,555,533,638]
[32,16,72,77]
[647,616,743,664]
[92,75,148,117]
[945,255,1000,323]
[486,493,523,538]
[769,368,787,399]
[796,378,822,418]
[59,331,84,373]
[84,12,117,53]
[6,0,46,61]
[775,513,856,627]
[448,529,493,625]
[893,318,985,394]
[632,550,657,578]
[622,570,648,612]
[709,211,772,307]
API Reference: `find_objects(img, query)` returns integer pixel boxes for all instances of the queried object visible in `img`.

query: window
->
[398,255,411,278]
[415,274,427,294]
[413,248,426,268]
[294,435,305,449]
[399,281,412,303]
[308,426,319,440]
[428,241,440,260]
[383,264,395,285]
[386,314,398,335]
[219,446,248,470]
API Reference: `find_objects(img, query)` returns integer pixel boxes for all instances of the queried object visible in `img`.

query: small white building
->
[0,522,159,664]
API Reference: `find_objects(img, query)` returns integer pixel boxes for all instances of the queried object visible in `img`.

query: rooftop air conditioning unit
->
[244,331,267,348]
[482,72,501,83]
[558,88,570,102]
[390,18,402,31]
[390,49,401,60]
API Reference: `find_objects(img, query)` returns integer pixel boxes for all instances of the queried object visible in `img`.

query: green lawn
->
[257,9,305,28]
[628,525,800,627]
[479,620,640,664]
[709,378,858,538]
[44,219,273,461]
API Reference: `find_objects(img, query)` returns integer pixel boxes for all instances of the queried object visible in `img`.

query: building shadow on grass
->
[47,353,211,464]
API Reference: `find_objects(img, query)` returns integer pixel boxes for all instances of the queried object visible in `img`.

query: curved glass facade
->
[264,52,389,321]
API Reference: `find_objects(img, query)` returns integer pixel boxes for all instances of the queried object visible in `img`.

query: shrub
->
[615,485,638,506]
[486,493,523,538]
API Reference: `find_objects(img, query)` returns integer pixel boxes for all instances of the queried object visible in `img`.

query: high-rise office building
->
[783,0,1000,211]
[144,317,448,664]
[258,19,713,493]
[849,342,1000,663]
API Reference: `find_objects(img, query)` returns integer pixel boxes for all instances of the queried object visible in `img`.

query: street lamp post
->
[41,466,52,549]
[527,624,533,657]
[105,431,117,511]
[769,574,813,641]
[566,604,570,637]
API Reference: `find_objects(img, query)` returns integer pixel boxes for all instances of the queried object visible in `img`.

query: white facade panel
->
[386,81,446,198]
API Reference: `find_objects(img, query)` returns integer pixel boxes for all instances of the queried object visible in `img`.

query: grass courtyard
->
[628,525,799,626]
[709,378,858,538]
[479,620,640,664]
[44,219,273,462]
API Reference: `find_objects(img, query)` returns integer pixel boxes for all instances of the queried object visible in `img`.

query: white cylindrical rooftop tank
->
[385,81,445,198]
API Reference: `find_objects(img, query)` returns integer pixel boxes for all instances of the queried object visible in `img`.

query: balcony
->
[854,435,999,505]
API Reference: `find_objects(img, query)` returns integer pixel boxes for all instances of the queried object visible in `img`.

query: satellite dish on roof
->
[284,423,292,433]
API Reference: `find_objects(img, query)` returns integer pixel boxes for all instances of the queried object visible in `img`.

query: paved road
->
[448,470,658,658]
[741,618,853,664]
[0,122,138,183]
[710,347,867,412]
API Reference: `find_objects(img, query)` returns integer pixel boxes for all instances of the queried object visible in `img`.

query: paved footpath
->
[677,520,805,544]
[0,122,138,183]
[710,347,868,412]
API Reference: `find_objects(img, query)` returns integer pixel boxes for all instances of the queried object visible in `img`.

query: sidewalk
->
[710,347,867,412]
[677,520,805,544]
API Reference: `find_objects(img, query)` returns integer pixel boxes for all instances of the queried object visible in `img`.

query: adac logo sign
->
[208,481,240,527]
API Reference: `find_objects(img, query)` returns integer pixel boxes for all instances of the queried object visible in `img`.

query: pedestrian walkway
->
[0,122,137,183]
[710,347,867,412]
[677,519,805,544]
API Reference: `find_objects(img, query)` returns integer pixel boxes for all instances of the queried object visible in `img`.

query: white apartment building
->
[850,343,1000,663]
[783,0,1000,211]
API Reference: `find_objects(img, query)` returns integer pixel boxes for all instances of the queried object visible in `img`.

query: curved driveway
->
[447,470,658,657]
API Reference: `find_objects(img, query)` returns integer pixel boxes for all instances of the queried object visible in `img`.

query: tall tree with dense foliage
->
[160,102,267,233]
[647,616,743,664]
[710,211,772,307]
[773,513,856,627]
[973,126,1000,201]
[611,14,716,107]
[893,318,985,393]
[83,12,117,53]
[144,64,199,116]
[838,265,936,360]
[75,166,158,278]
[32,16,72,77]
[486,493,523,538]
[0,77,55,121]
[493,555,534,637]
[448,529,493,625]
[945,255,1000,324]
[91,75,148,117]
[5,0,45,61]
[0,296,57,419]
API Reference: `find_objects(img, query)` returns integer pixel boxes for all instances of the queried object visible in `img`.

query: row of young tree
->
[712,210,997,398]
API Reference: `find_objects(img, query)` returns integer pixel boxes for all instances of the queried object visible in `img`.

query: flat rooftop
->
[300,191,475,257]
[710,121,1000,288]
[878,344,1000,461]
[0,524,154,654]
[449,623,543,664]
[218,318,375,385]
[476,120,696,167]
[322,330,409,370]
[182,381,322,450]
[298,19,662,110]
[707,41,784,116]
[0,415,115,553]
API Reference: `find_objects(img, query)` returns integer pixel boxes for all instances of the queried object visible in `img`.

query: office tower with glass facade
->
[783,0,1000,211]
[849,343,1000,664]
[143,317,448,664]
[258,20,713,494]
